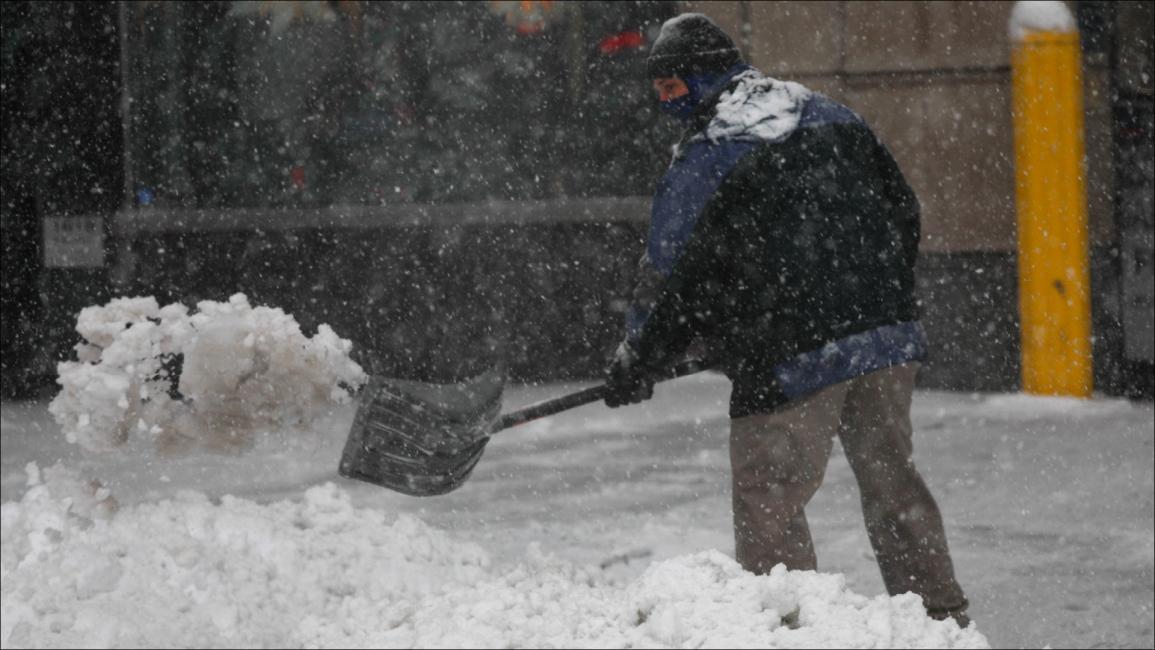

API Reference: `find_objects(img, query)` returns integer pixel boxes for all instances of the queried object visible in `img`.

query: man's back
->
[637,68,926,415]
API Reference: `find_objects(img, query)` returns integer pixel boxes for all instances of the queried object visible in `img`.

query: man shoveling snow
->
[603,13,973,628]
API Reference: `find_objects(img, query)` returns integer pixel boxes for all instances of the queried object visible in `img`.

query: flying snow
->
[48,293,366,454]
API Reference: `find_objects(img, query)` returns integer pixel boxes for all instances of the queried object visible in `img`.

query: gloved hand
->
[604,341,655,408]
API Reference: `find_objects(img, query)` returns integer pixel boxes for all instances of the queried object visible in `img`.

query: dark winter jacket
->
[627,66,927,418]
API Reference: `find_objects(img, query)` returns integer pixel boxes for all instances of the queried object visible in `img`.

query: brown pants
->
[730,363,968,617]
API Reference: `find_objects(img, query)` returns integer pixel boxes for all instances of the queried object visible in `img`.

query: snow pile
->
[1009,1,1076,40]
[48,294,366,453]
[1,467,989,649]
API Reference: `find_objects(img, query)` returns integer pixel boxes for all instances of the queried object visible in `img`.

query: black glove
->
[604,341,655,408]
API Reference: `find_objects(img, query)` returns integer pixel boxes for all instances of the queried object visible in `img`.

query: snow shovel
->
[338,358,712,497]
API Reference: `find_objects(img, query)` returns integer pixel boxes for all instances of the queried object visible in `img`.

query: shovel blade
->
[338,369,504,496]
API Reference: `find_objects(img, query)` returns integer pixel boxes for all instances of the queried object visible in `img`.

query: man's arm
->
[624,253,665,347]
[630,173,742,374]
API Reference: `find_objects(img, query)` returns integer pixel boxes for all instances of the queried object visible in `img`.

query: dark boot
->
[927,600,972,628]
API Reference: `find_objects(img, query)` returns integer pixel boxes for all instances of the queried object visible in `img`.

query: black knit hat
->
[647,13,743,79]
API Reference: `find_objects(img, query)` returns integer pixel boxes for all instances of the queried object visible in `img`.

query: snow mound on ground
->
[48,294,366,453]
[1,469,989,649]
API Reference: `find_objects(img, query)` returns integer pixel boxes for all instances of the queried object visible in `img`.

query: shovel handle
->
[491,358,712,433]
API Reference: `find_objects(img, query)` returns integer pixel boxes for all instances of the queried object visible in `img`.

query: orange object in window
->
[489,1,555,35]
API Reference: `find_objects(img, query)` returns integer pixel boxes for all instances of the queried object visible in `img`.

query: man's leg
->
[837,363,971,625]
[730,383,847,574]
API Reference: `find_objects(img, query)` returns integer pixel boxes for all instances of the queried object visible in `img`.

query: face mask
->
[659,94,697,122]
[658,72,722,124]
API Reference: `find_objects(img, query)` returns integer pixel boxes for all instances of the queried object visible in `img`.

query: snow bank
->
[48,294,366,453]
[977,393,1138,419]
[1009,1,1076,41]
[1,466,988,649]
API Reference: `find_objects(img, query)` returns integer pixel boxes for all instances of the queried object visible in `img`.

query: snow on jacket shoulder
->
[647,69,811,278]
[630,67,928,417]
[689,68,811,146]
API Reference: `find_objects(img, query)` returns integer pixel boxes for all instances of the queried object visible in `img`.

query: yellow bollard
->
[1010,2,1093,397]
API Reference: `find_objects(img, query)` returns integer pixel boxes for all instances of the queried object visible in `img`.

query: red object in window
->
[290,165,306,190]
[598,30,645,56]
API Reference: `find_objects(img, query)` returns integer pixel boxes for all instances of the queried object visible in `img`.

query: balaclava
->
[647,13,744,122]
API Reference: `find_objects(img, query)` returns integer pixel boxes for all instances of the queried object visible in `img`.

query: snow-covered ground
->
[1,297,1151,648]
[3,375,1152,648]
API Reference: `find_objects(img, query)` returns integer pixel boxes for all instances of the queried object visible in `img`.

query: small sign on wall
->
[43,216,105,268]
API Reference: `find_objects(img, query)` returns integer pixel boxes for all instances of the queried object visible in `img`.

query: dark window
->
[123,1,678,210]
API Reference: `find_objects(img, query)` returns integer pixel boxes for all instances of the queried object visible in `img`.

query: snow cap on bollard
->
[646,13,743,79]
[1008,0,1077,41]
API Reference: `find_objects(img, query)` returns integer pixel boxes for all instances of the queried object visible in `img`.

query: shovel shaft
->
[491,358,712,433]
[493,384,608,432]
